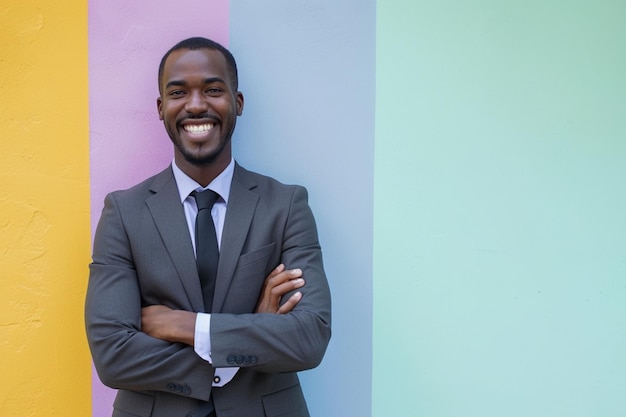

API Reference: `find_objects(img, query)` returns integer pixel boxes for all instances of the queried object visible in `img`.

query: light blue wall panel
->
[230,2,376,416]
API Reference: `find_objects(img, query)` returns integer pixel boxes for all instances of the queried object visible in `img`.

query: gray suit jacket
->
[85,163,331,417]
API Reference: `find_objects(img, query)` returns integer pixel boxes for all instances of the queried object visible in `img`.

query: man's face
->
[157,48,243,168]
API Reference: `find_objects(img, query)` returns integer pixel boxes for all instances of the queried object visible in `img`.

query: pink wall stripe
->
[88,1,229,415]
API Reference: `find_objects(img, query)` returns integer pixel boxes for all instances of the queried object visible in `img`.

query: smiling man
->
[85,37,331,417]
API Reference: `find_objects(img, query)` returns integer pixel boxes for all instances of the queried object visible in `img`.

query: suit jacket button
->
[227,355,235,365]
[213,376,221,384]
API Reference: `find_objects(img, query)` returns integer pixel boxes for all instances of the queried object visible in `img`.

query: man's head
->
[157,37,244,177]
[158,37,238,94]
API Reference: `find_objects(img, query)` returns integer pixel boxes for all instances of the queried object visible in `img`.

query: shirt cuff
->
[194,312,240,387]
[194,312,212,363]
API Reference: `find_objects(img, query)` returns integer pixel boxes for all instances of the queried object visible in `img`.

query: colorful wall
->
[1,1,625,416]
[0,2,91,416]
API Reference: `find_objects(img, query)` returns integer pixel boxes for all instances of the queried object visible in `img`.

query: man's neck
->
[175,155,231,188]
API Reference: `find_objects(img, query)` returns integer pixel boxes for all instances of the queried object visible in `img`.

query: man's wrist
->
[168,310,197,346]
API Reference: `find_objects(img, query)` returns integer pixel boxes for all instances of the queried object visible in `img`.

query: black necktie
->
[192,190,220,313]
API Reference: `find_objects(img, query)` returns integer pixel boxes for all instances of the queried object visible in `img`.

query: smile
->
[183,123,214,134]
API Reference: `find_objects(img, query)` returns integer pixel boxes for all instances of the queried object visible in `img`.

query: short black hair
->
[158,37,239,94]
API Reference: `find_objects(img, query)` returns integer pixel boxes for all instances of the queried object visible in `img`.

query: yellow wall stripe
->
[0,2,91,415]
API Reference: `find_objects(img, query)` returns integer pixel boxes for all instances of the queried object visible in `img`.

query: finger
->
[270,278,304,298]
[267,268,303,287]
[288,268,303,279]
[259,265,286,298]
[269,263,285,277]
[262,265,288,289]
[277,291,302,314]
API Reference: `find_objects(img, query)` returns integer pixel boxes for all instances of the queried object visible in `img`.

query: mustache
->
[178,113,220,123]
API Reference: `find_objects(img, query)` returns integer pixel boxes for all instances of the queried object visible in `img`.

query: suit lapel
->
[145,167,205,312]
[213,164,259,312]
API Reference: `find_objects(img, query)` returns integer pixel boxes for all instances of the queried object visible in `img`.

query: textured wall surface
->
[0,1,91,416]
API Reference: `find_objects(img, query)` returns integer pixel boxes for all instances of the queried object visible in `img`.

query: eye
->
[206,87,223,95]
[168,90,186,97]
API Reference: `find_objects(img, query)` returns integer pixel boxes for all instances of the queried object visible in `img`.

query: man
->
[85,37,331,417]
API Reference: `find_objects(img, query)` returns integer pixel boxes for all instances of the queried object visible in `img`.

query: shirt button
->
[213,376,221,384]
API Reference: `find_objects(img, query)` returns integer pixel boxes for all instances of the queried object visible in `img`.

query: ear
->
[156,97,164,120]
[236,92,244,116]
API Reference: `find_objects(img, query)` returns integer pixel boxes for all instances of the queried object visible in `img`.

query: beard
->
[165,119,235,167]
[174,138,228,166]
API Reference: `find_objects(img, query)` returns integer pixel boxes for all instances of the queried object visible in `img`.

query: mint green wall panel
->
[374,2,626,416]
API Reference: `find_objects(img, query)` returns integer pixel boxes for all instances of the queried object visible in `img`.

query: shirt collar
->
[171,158,235,204]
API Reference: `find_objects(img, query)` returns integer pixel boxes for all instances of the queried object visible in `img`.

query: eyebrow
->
[165,77,226,90]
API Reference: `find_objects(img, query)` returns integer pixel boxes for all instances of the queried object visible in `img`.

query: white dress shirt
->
[171,158,238,387]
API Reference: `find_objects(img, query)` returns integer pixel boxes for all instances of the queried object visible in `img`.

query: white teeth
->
[184,124,214,134]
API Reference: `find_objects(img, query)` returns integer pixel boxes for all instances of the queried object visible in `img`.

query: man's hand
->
[141,305,196,345]
[255,264,304,314]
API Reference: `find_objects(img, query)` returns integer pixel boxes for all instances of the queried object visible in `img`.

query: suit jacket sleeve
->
[210,184,332,373]
[85,190,214,402]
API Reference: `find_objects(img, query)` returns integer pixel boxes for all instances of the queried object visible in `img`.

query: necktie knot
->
[192,189,219,211]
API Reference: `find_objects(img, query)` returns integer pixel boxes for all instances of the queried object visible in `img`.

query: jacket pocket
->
[113,391,155,417]
[262,383,309,417]
[238,242,276,268]
[219,242,278,313]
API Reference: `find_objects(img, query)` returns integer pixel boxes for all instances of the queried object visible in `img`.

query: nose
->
[184,90,208,114]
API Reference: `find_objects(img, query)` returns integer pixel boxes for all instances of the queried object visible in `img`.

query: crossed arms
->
[141,264,306,346]
[85,182,331,400]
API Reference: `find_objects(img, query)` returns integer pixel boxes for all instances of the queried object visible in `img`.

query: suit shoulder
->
[106,167,174,205]
[107,167,173,201]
